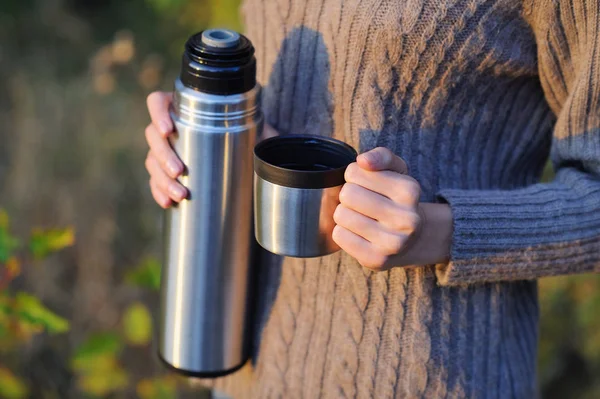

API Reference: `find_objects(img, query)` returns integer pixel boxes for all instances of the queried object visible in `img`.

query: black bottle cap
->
[180,29,256,95]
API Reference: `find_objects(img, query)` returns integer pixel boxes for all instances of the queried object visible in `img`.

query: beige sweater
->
[207,0,600,397]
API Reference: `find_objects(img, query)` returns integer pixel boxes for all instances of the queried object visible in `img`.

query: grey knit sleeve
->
[435,0,600,286]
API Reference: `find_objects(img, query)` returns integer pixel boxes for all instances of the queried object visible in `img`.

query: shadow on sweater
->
[250,26,333,363]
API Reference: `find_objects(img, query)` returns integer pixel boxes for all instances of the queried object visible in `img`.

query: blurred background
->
[0,0,598,398]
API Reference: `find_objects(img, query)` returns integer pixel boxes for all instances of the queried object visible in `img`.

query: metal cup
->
[253,135,357,257]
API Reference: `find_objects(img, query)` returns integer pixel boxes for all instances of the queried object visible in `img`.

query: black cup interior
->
[254,135,357,189]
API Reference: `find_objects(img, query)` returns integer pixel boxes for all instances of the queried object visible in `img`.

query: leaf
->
[0,294,12,344]
[144,0,187,13]
[72,332,123,371]
[4,257,20,280]
[123,302,152,346]
[136,376,178,399]
[74,353,129,397]
[29,227,75,260]
[72,333,129,397]
[0,210,20,263]
[0,210,8,229]
[0,367,28,399]
[0,318,7,339]
[11,292,69,334]
[124,258,161,291]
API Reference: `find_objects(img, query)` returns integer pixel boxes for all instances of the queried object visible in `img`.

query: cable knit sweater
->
[206,0,600,397]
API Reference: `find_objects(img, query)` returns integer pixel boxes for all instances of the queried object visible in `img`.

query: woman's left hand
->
[332,147,453,271]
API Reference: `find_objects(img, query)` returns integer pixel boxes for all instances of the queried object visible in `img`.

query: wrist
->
[392,202,453,266]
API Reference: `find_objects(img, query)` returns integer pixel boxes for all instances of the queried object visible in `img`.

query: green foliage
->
[72,332,123,366]
[123,302,153,346]
[7,0,598,398]
[0,210,73,398]
[0,211,20,263]
[73,353,129,397]
[10,292,70,334]
[0,367,28,399]
[69,281,166,397]
[145,0,188,13]
[1,0,226,397]
[29,227,75,260]
[0,210,72,359]
[71,332,130,397]
[125,257,162,291]
[137,376,178,399]
[539,274,600,397]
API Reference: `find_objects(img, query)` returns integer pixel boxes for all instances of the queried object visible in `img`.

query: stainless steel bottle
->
[158,29,262,377]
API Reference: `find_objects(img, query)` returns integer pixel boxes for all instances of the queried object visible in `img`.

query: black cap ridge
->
[180,29,256,95]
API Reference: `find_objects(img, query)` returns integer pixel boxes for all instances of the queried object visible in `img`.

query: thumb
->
[357,147,408,174]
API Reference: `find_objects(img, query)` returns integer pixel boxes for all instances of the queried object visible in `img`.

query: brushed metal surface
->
[159,78,262,374]
[254,173,341,258]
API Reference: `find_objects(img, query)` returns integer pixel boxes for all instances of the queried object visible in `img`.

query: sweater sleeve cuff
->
[435,182,600,286]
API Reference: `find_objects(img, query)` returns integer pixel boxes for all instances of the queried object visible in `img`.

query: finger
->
[357,147,408,174]
[332,225,388,270]
[147,91,174,136]
[150,178,172,208]
[145,124,184,178]
[339,183,399,220]
[344,162,421,205]
[145,154,188,202]
[339,183,418,233]
[333,205,408,255]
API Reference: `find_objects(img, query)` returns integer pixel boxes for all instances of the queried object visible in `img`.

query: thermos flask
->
[158,28,263,377]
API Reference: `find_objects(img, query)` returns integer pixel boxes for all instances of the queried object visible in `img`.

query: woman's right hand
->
[144,91,278,208]
[145,91,186,209]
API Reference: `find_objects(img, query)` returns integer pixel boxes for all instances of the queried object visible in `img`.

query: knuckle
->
[332,225,344,243]
[405,212,421,234]
[361,254,388,271]
[400,180,421,204]
[150,182,168,209]
[146,91,161,106]
[375,147,392,163]
[144,124,153,142]
[157,197,170,209]
[344,162,360,182]
[376,147,393,157]
[338,183,353,204]
[152,173,168,191]
[333,204,344,225]
[145,155,152,171]
[146,92,155,105]
[369,149,383,165]
[382,233,405,254]
[390,208,420,234]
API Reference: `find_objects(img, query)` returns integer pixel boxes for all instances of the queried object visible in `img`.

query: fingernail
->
[170,184,186,200]
[159,120,172,135]
[166,159,181,176]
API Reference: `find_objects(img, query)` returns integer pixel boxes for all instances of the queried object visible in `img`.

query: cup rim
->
[254,134,357,189]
